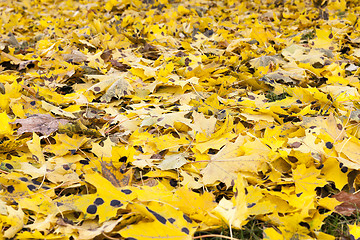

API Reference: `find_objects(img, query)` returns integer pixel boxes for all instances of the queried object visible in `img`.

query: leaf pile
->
[1,0,360,239]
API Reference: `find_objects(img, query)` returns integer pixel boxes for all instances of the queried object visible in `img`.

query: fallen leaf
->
[13,114,69,135]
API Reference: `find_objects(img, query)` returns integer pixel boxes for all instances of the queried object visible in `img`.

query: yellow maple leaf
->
[0,112,12,135]
[292,164,327,194]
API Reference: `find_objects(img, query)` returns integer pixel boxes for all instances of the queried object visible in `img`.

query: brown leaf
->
[100,49,112,62]
[110,60,130,71]
[100,160,121,188]
[100,160,132,187]
[140,43,160,60]
[12,114,69,135]
[333,191,360,216]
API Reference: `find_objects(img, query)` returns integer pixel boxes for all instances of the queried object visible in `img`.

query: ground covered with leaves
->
[2,0,360,239]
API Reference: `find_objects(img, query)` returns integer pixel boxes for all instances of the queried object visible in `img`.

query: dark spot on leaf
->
[86,204,97,214]
[296,192,303,197]
[80,159,90,165]
[63,164,70,170]
[168,217,176,223]
[121,189,132,195]
[325,142,333,149]
[119,156,127,162]
[181,227,190,234]
[339,163,343,168]
[42,185,50,190]
[94,198,104,205]
[187,67,193,71]
[208,148,218,155]
[329,46,334,50]
[94,87,101,92]
[238,97,243,102]
[146,206,167,224]
[183,213,192,223]
[309,126,316,129]
[110,200,123,208]
[27,184,36,191]
[135,146,144,153]
[184,58,191,66]
[170,179,178,187]
[5,163,13,170]
[316,164,324,169]
[70,149,76,155]
[56,202,63,206]
[296,100,302,104]
[7,185,15,193]
[32,179,41,185]
[341,166,348,173]
[248,95,255,100]
[247,203,256,208]
[337,124,343,130]
[30,101,36,106]
[329,33,333,39]
[19,177,28,182]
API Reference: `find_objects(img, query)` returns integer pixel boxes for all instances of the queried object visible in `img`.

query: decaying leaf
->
[13,114,69,135]
[333,191,360,216]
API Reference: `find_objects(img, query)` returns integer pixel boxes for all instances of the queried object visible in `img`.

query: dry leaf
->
[13,114,69,135]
